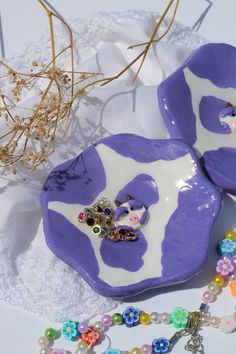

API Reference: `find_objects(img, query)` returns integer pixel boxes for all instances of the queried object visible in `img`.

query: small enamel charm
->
[78,195,147,241]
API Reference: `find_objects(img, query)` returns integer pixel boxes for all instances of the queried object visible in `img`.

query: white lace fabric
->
[0,11,206,322]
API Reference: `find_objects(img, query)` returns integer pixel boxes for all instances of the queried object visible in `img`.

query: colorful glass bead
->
[112,313,123,325]
[140,313,151,325]
[216,257,234,277]
[86,218,95,226]
[230,280,236,296]
[170,307,189,328]
[224,230,236,241]
[212,274,225,287]
[217,239,236,256]
[44,328,57,340]
[78,212,87,222]
[122,306,140,327]
[152,338,170,353]
[61,321,78,340]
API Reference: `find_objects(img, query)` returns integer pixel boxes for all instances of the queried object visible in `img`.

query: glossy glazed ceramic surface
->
[41,134,221,297]
[158,43,236,193]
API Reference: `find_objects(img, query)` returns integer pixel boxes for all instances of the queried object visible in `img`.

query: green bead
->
[44,327,57,340]
[112,313,123,325]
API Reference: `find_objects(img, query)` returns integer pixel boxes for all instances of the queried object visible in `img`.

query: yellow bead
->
[140,312,151,325]
[212,274,224,287]
[131,348,142,354]
[224,230,236,241]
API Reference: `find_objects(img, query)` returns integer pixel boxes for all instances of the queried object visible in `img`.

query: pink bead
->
[160,312,170,324]
[78,321,89,333]
[202,291,216,304]
[141,344,152,354]
[101,314,112,327]
[78,212,87,222]
[209,316,220,328]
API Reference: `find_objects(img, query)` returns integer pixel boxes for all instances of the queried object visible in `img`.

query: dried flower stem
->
[0,0,178,171]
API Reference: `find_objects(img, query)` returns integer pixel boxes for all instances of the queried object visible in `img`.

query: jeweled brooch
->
[78,195,148,241]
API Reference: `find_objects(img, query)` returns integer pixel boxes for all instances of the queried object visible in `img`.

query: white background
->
[0,1,236,354]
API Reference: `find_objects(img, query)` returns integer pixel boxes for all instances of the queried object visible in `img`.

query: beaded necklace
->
[38,230,236,354]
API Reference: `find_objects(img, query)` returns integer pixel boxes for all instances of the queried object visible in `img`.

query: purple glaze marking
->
[41,134,221,297]
[158,43,236,193]
[199,96,231,134]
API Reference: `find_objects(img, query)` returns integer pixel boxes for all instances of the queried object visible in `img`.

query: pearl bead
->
[39,349,50,354]
[202,291,216,304]
[161,312,170,324]
[112,313,123,325]
[201,314,209,326]
[93,320,105,332]
[44,328,57,340]
[131,348,141,354]
[78,322,89,333]
[224,230,236,241]
[38,336,49,348]
[209,316,220,328]
[101,314,113,327]
[208,283,219,295]
[150,312,160,324]
[141,344,152,354]
[78,341,88,350]
[212,274,224,287]
[140,313,151,325]
[75,349,88,354]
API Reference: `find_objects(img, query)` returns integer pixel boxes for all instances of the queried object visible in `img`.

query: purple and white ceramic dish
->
[158,43,236,194]
[41,134,221,297]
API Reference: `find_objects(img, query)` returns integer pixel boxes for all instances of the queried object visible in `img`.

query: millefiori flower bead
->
[122,306,140,327]
[170,307,189,328]
[51,349,67,354]
[216,257,234,277]
[61,321,78,340]
[152,338,170,353]
[81,327,100,346]
[104,349,121,354]
[217,238,236,256]
[219,315,236,334]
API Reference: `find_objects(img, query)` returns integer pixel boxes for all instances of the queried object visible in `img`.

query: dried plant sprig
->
[0,0,178,172]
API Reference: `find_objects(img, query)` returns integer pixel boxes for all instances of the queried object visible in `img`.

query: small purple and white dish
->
[41,134,221,297]
[158,43,236,194]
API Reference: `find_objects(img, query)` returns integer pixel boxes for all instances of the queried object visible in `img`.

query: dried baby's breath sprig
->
[0,0,178,172]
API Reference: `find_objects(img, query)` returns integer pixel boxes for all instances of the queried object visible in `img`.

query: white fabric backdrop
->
[0,11,207,321]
